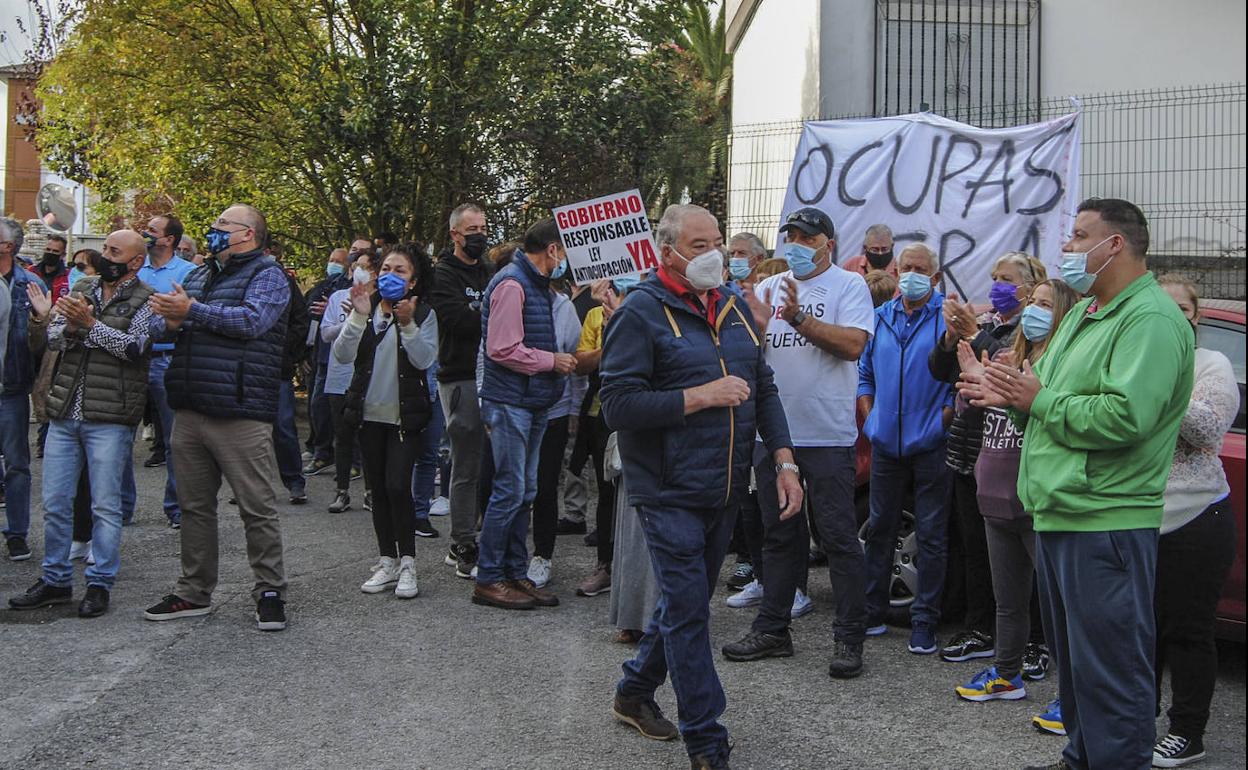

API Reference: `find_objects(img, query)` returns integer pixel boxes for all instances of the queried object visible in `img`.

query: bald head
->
[99,229,147,283]
[214,204,267,258]
[106,229,147,259]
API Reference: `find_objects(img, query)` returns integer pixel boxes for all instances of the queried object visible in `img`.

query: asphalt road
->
[1,429,1244,770]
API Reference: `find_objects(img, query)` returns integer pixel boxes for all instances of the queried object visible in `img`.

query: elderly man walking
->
[602,204,800,770]
[8,231,154,617]
[142,204,291,632]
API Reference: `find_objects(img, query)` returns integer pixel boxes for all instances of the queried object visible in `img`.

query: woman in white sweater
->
[1152,274,1240,768]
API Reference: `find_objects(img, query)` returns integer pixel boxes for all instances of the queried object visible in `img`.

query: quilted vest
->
[165,250,287,423]
[478,251,561,410]
[45,276,154,426]
[342,293,434,434]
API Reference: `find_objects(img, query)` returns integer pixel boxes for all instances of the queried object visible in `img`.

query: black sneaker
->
[78,585,110,618]
[289,488,308,505]
[828,639,864,679]
[726,561,755,591]
[940,629,995,662]
[144,593,212,621]
[1153,733,1205,767]
[414,518,440,538]
[6,535,31,561]
[327,491,351,513]
[584,530,598,547]
[446,542,478,579]
[808,547,828,567]
[363,491,373,512]
[1023,761,1070,770]
[690,747,732,770]
[8,579,72,610]
[1022,642,1050,681]
[168,519,181,530]
[556,517,587,535]
[612,692,678,741]
[142,451,166,468]
[255,591,287,631]
[721,629,794,662]
[350,466,363,481]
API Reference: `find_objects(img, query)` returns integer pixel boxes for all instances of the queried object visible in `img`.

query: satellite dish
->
[36,182,77,232]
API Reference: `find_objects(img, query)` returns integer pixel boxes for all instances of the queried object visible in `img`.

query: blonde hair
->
[1156,273,1200,315]
[1011,278,1080,364]
[864,270,899,307]
[754,257,789,280]
[992,251,1045,286]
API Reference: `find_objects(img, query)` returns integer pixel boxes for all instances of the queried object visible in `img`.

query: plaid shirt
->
[149,263,290,342]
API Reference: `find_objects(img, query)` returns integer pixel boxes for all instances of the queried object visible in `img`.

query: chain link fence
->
[727,82,1246,299]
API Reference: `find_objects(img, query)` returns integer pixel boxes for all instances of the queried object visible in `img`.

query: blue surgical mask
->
[1059,235,1115,295]
[728,257,751,281]
[550,258,568,280]
[613,276,640,295]
[326,262,345,278]
[782,242,818,278]
[1020,305,1053,342]
[376,271,409,301]
[898,271,932,301]
[68,267,86,287]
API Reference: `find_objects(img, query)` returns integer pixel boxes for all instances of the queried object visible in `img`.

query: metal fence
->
[727,82,1246,299]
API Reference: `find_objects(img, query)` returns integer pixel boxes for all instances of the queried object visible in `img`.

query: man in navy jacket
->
[857,242,954,656]
[601,204,800,770]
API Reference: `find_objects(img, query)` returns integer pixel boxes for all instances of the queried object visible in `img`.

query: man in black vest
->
[8,230,154,618]
[142,204,292,632]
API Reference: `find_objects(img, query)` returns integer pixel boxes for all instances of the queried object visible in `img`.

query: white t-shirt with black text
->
[755,265,875,447]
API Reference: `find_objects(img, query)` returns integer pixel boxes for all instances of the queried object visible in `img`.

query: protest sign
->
[553,189,657,285]
[779,111,1081,302]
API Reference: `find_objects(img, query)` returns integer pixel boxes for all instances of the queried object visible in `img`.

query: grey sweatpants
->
[984,517,1038,679]
[438,380,485,547]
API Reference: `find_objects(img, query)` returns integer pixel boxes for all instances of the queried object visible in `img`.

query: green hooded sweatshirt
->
[1016,272,1194,532]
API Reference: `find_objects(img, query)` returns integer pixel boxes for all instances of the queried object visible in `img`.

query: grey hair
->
[0,217,24,251]
[656,204,713,248]
[864,223,893,242]
[179,236,197,252]
[993,250,1040,283]
[729,232,767,257]
[449,203,484,231]
[899,242,939,271]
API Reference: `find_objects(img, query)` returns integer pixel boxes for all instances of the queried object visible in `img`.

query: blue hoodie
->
[4,267,45,396]
[857,292,953,458]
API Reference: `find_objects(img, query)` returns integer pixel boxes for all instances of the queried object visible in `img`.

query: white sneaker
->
[791,588,814,619]
[69,540,92,562]
[429,496,451,516]
[142,424,154,441]
[394,556,419,599]
[361,556,399,593]
[726,579,764,608]
[527,556,552,588]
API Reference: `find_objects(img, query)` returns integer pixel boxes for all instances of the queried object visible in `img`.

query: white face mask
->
[352,266,372,286]
[671,244,724,292]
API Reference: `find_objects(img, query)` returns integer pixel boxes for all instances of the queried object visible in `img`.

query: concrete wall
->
[1041,0,1246,97]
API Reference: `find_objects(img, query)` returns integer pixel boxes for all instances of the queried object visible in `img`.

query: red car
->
[854,300,1247,639]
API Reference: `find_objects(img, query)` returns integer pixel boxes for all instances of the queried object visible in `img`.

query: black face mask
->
[865,249,893,270]
[91,253,131,284]
[41,251,62,268]
[462,233,488,261]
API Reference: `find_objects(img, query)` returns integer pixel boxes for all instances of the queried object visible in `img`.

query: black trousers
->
[949,471,996,634]
[586,414,616,564]
[1155,498,1237,741]
[359,421,420,558]
[530,415,570,560]
[327,393,360,492]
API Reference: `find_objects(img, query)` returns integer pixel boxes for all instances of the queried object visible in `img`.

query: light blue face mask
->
[728,257,751,281]
[898,271,932,301]
[613,276,641,295]
[550,258,568,280]
[68,267,86,287]
[1020,305,1053,341]
[1059,235,1115,295]
[782,242,818,278]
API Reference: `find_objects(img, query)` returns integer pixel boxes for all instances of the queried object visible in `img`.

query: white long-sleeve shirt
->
[332,305,438,426]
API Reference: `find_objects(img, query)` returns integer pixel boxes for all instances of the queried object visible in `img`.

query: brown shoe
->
[509,578,559,607]
[577,563,612,597]
[612,692,678,741]
[613,629,643,645]
[471,581,537,610]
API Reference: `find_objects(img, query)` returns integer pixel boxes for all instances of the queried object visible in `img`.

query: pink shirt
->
[486,278,556,375]
[841,254,899,278]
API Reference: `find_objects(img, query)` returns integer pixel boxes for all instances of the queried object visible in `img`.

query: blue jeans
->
[310,360,334,462]
[410,394,445,520]
[618,503,737,760]
[476,400,547,584]
[273,381,304,493]
[42,419,133,590]
[863,444,951,629]
[0,391,32,539]
[147,354,181,523]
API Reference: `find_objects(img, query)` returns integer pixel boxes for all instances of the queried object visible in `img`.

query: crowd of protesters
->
[0,196,1238,770]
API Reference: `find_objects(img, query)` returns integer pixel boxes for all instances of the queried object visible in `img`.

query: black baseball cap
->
[779,207,836,240]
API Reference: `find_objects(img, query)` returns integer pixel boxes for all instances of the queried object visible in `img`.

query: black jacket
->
[281,270,309,379]
[428,248,491,384]
[928,319,1018,475]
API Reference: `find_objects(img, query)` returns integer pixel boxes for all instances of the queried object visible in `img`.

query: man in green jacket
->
[964,198,1193,770]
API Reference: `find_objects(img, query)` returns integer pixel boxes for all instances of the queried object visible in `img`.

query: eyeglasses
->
[211,218,250,230]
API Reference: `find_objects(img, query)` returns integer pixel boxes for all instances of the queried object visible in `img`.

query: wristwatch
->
[791,310,808,328]
[776,462,801,478]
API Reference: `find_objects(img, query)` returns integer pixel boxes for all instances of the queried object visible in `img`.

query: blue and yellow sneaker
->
[1032,698,1066,735]
[955,666,1027,702]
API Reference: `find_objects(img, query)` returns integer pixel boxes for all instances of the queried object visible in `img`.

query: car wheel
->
[859,509,918,608]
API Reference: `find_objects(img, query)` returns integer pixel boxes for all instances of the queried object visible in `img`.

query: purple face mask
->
[989,281,1022,314]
